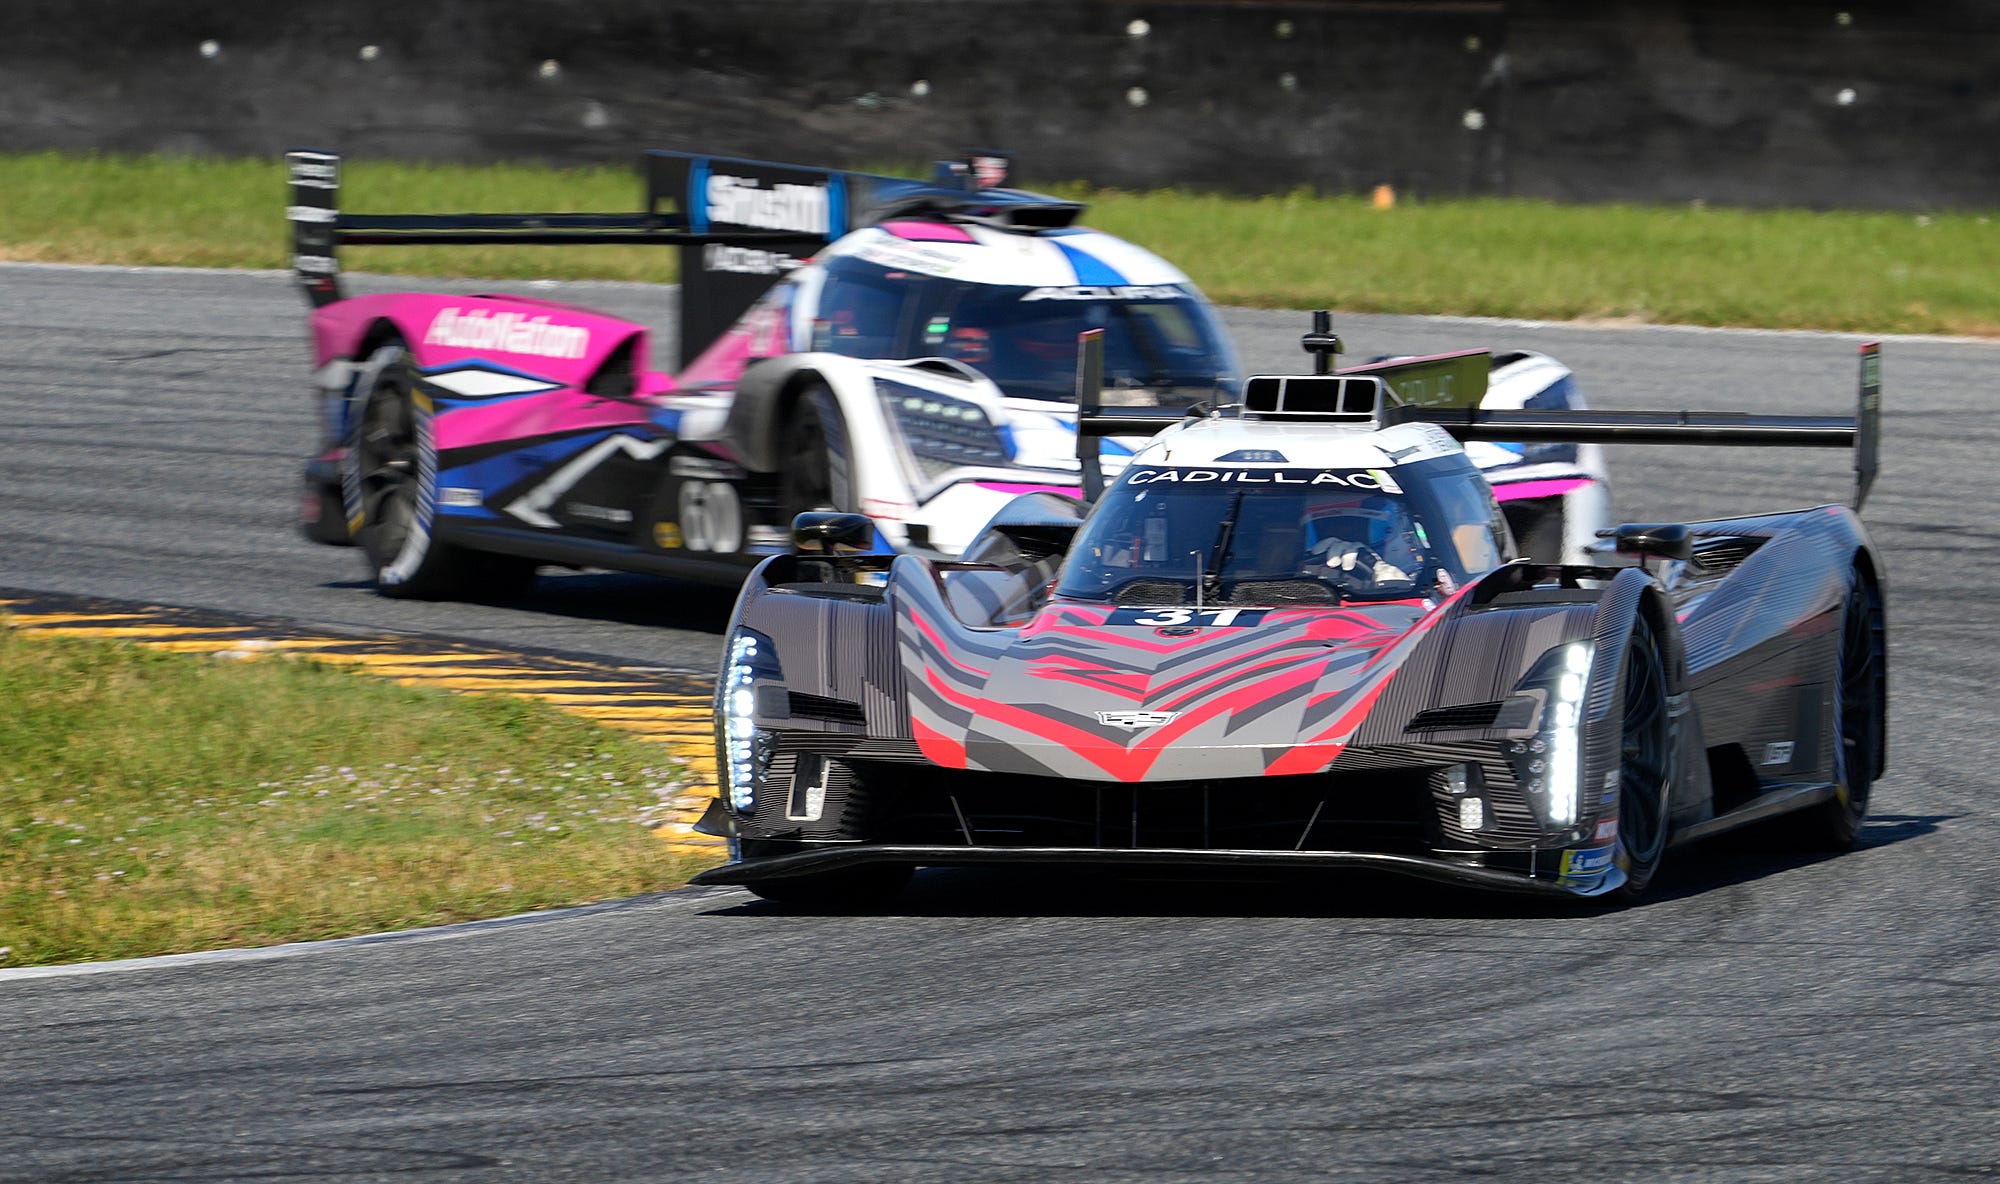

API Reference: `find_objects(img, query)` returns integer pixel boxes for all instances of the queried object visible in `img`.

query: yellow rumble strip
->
[0,591,723,856]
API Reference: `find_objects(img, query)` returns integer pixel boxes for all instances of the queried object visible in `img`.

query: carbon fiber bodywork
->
[694,497,1882,899]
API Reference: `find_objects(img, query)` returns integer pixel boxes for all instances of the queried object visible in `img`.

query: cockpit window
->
[1056,456,1507,606]
[810,255,1239,403]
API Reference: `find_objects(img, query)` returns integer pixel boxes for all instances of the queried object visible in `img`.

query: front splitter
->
[690,843,1606,898]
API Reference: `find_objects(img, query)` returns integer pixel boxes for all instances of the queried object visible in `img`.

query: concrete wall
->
[3,0,1996,209]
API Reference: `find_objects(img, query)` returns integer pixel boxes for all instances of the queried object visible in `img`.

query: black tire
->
[779,385,853,523]
[1505,499,1566,563]
[1790,569,1885,850]
[345,340,482,600]
[742,864,912,910]
[1607,615,1674,904]
[301,479,353,546]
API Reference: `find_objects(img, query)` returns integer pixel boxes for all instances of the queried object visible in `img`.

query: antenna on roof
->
[1302,309,1344,376]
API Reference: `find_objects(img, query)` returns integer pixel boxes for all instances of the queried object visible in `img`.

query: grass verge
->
[3,151,1998,336]
[0,623,714,969]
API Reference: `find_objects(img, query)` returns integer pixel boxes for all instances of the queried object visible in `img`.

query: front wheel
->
[1606,615,1673,904]
[345,341,511,600]
[778,384,854,523]
[1790,569,1884,850]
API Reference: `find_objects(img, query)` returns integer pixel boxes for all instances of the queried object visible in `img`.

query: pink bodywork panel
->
[1489,476,1594,503]
[882,220,978,243]
[311,292,680,452]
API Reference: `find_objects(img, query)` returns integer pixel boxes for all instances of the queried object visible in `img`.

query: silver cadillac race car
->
[693,335,1886,906]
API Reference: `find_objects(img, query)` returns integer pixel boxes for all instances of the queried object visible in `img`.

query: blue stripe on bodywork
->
[1046,415,1134,457]
[1055,241,1127,286]
[689,160,711,233]
[1524,373,1580,410]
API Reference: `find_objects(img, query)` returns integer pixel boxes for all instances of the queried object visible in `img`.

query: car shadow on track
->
[703,814,1952,922]
[319,570,741,633]
[1638,812,1951,906]
[510,571,740,633]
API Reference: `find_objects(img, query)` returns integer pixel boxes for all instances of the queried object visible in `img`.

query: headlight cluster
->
[718,627,781,815]
[879,380,1009,479]
[1505,641,1594,832]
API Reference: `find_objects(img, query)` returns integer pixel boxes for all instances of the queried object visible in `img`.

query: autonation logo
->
[706,173,831,234]
[424,308,590,360]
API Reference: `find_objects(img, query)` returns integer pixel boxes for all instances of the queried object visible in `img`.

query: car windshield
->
[810,255,1239,403]
[1055,458,1509,606]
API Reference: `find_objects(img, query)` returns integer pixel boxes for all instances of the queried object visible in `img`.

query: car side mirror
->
[1609,522,1694,561]
[792,512,876,555]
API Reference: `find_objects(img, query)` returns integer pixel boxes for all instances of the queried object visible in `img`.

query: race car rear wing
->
[285,148,1081,369]
[1390,341,1883,511]
[1070,320,1882,511]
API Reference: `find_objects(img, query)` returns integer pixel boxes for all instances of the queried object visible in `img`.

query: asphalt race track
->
[3,263,1999,1181]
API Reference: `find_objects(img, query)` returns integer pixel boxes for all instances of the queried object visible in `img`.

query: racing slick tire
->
[779,384,855,522]
[741,864,913,910]
[1607,615,1674,904]
[1788,568,1885,851]
[346,341,538,601]
[301,479,353,546]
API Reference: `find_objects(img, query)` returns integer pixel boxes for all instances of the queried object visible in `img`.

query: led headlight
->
[1504,641,1594,832]
[717,627,781,814]
[878,379,1009,479]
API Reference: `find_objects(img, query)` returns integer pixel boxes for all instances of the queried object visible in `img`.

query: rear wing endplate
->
[285,147,1079,370]
[1389,341,1882,510]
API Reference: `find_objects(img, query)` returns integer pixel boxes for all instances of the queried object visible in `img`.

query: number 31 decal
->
[1106,607,1267,627]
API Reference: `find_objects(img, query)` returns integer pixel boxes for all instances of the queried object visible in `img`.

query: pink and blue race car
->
[287,148,1607,599]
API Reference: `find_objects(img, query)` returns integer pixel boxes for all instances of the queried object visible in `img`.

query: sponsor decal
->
[703,243,806,276]
[1602,770,1620,803]
[567,503,632,525]
[285,205,337,224]
[1123,467,1400,492]
[1022,285,1184,301]
[1594,817,1619,843]
[1105,607,1267,628]
[1761,741,1796,766]
[1095,710,1180,732]
[424,307,590,360]
[668,456,746,480]
[439,487,483,508]
[853,240,964,275]
[288,158,339,188]
[293,254,338,275]
[652,521,684,549]
[707,173,831,234]
[1560,844,1616,877]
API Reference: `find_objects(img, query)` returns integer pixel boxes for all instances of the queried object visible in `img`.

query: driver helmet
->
[944,325,992,364]
[1304,495,1411,563]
